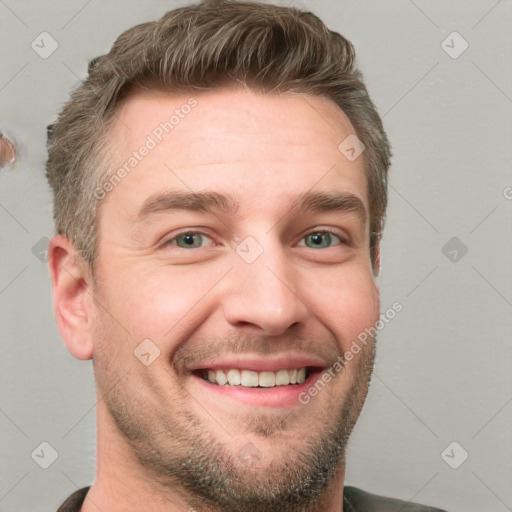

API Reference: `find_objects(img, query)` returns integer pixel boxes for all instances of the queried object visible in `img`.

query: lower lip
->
[191,372,321,408]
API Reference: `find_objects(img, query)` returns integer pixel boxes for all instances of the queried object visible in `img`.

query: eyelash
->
[298,230,348,248]
[163,229,349,249]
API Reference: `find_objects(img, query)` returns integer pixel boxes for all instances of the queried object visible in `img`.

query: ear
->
[373,243,381,277]
[48,235,94,360]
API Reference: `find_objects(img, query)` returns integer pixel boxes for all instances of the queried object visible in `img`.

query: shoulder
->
[57,486,91,512]
[344,486,448,512]
[58,485,448,512]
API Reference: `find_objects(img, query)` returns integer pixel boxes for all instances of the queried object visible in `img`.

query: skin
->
[49,85,381,512]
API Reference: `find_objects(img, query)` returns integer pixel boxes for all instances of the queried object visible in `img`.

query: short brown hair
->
[46,0,391,269]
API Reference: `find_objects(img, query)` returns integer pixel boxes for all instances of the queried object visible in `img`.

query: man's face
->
[90,86,380,511]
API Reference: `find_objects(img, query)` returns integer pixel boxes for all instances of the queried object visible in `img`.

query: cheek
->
[100,265,222,341]
[95,255,379,355]
[305,267,380,350]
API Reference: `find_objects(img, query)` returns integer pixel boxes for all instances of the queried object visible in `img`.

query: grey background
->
[1,1,510,511]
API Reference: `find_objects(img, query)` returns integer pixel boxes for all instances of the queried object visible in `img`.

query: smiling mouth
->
[197,368,314,388]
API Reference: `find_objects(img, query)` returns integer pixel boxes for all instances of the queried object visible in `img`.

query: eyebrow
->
[137,189,367,224]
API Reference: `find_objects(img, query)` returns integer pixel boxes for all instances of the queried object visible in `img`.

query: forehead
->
[104,85,368,221]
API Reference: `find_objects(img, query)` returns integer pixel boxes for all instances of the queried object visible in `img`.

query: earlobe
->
[48,235,94,360]
[373,244,381,277]
[372,244,381,318]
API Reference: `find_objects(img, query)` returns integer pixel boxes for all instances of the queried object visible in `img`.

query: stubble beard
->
[95,340,376,512]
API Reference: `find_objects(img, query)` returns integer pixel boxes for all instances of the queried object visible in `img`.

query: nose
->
[221,238,310,336]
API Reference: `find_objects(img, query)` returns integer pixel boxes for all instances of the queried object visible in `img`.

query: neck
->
[82,402,346,512]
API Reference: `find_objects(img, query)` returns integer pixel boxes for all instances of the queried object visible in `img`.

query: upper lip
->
[188,355,329,373]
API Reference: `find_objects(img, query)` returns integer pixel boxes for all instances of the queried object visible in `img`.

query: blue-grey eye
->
[172,233,208,249]
[301,231,342,249]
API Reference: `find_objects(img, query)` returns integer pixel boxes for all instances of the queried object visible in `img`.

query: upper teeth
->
[205,368,307,387]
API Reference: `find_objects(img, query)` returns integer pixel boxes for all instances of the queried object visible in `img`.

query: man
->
[47,1,447,510]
